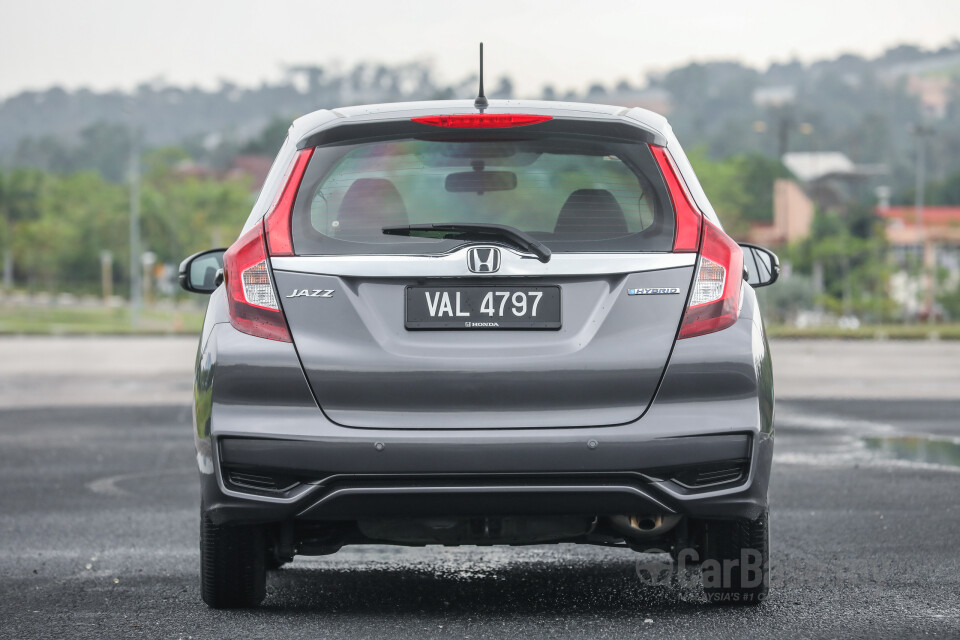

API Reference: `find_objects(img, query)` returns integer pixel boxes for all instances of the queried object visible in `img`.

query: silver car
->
[180,99,780,608]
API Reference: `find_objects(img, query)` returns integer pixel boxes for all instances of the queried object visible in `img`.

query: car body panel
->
[273,257,694,429]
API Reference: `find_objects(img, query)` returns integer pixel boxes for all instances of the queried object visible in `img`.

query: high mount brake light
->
[223,223,291,342]
[651,144,743,339]
[264,148,314,256]
[411,114,553,128]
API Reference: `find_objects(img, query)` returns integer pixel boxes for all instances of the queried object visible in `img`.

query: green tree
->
[13,123,132,183]
[1,164,252,295]
[731,154,792,222]
[140,171,252,267]
[686,147,752,238]
[899,168,960,206]
[240,118,291,156]
[790,207,892,320]
[24,171,127,291]
[0,169,47,287]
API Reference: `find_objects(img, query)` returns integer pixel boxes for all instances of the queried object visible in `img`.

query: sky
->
[1,0,959,99]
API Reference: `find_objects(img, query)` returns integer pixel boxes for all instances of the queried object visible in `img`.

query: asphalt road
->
[1,339,959,638]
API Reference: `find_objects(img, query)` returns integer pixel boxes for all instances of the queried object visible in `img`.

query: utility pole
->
[2,249,11,290]
[2,208,11,289]
[141,251,156,307]
[775,105,795,159]
[129,132,142,328]
[910,123,935,324]
[100,250,113,305]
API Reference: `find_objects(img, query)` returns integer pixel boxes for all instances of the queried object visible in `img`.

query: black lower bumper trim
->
[218,433,752,478]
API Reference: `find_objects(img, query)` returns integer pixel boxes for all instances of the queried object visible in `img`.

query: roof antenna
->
[474,42,488,112]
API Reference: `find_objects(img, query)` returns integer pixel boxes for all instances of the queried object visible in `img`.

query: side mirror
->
[179,248,227,294]
[739,243,781,288]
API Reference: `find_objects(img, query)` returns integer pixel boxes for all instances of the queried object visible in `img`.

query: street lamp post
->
[129,132,142,329]
[910,123,935,324]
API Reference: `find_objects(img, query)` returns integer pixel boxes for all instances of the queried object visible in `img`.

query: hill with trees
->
[2,42,958,198]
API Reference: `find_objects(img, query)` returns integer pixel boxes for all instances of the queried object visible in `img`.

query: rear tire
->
[702,510,770,606]
[200,512,267,608]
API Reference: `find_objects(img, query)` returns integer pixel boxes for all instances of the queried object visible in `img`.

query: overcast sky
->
[1,0,958,99]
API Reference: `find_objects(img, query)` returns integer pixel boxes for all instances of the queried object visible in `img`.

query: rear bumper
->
[195,286,775,527]
[203,431,771,525]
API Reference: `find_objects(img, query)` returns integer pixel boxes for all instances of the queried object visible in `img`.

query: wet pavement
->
[1,340,959,638]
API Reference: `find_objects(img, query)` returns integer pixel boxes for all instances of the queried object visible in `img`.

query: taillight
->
[679,220,744,339]
[223,223,291,342]
[411,114,552,128]
[264,148,314,256]
[651,144,743,339]
[222,147,311,341]
[650,145,701,252]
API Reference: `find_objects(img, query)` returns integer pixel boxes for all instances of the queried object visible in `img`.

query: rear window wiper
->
[382,223,552,263]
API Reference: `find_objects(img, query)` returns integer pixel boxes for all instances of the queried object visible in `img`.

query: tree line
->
[0,152,251,295]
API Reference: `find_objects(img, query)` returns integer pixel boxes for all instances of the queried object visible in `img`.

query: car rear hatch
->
[223,112,743,429]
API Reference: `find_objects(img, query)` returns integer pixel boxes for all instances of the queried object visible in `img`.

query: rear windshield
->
[291,134,675,255]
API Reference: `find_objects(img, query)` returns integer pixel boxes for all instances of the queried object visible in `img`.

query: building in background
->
[880,51,960,120]
[746,152,887,247]
[879,205,960,317]
[747,178,815,246]
[906,75,952,120]
[782,152,887,213]
[227,155,273,192]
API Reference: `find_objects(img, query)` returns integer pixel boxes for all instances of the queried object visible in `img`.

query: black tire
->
[702,510,770,606]
[200,512,267,608]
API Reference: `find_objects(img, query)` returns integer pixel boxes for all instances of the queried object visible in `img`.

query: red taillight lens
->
[223,223,291,342]
[264,148,314,256]
[650,144,741,338]
[678,219,744,339]
[650,145,702,253]
[411,114,552,128]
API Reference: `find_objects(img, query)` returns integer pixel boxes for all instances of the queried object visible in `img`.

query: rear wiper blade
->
[382,223,552,263]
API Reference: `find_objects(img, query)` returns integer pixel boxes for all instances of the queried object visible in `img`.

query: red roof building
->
[878,206,960,245]
[228,155,273,191]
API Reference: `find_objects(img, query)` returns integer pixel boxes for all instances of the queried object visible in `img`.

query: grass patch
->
[0,305,205,335]
[767,323,960,340]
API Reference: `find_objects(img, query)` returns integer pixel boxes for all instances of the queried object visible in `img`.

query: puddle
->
[862,436,960,468]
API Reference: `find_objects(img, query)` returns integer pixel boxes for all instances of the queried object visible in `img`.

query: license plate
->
[405,286,561,330]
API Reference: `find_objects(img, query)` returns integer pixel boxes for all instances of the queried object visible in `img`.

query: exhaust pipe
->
[608,514,681,540]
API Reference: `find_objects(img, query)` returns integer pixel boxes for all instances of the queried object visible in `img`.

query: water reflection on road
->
[863,435,960,468]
